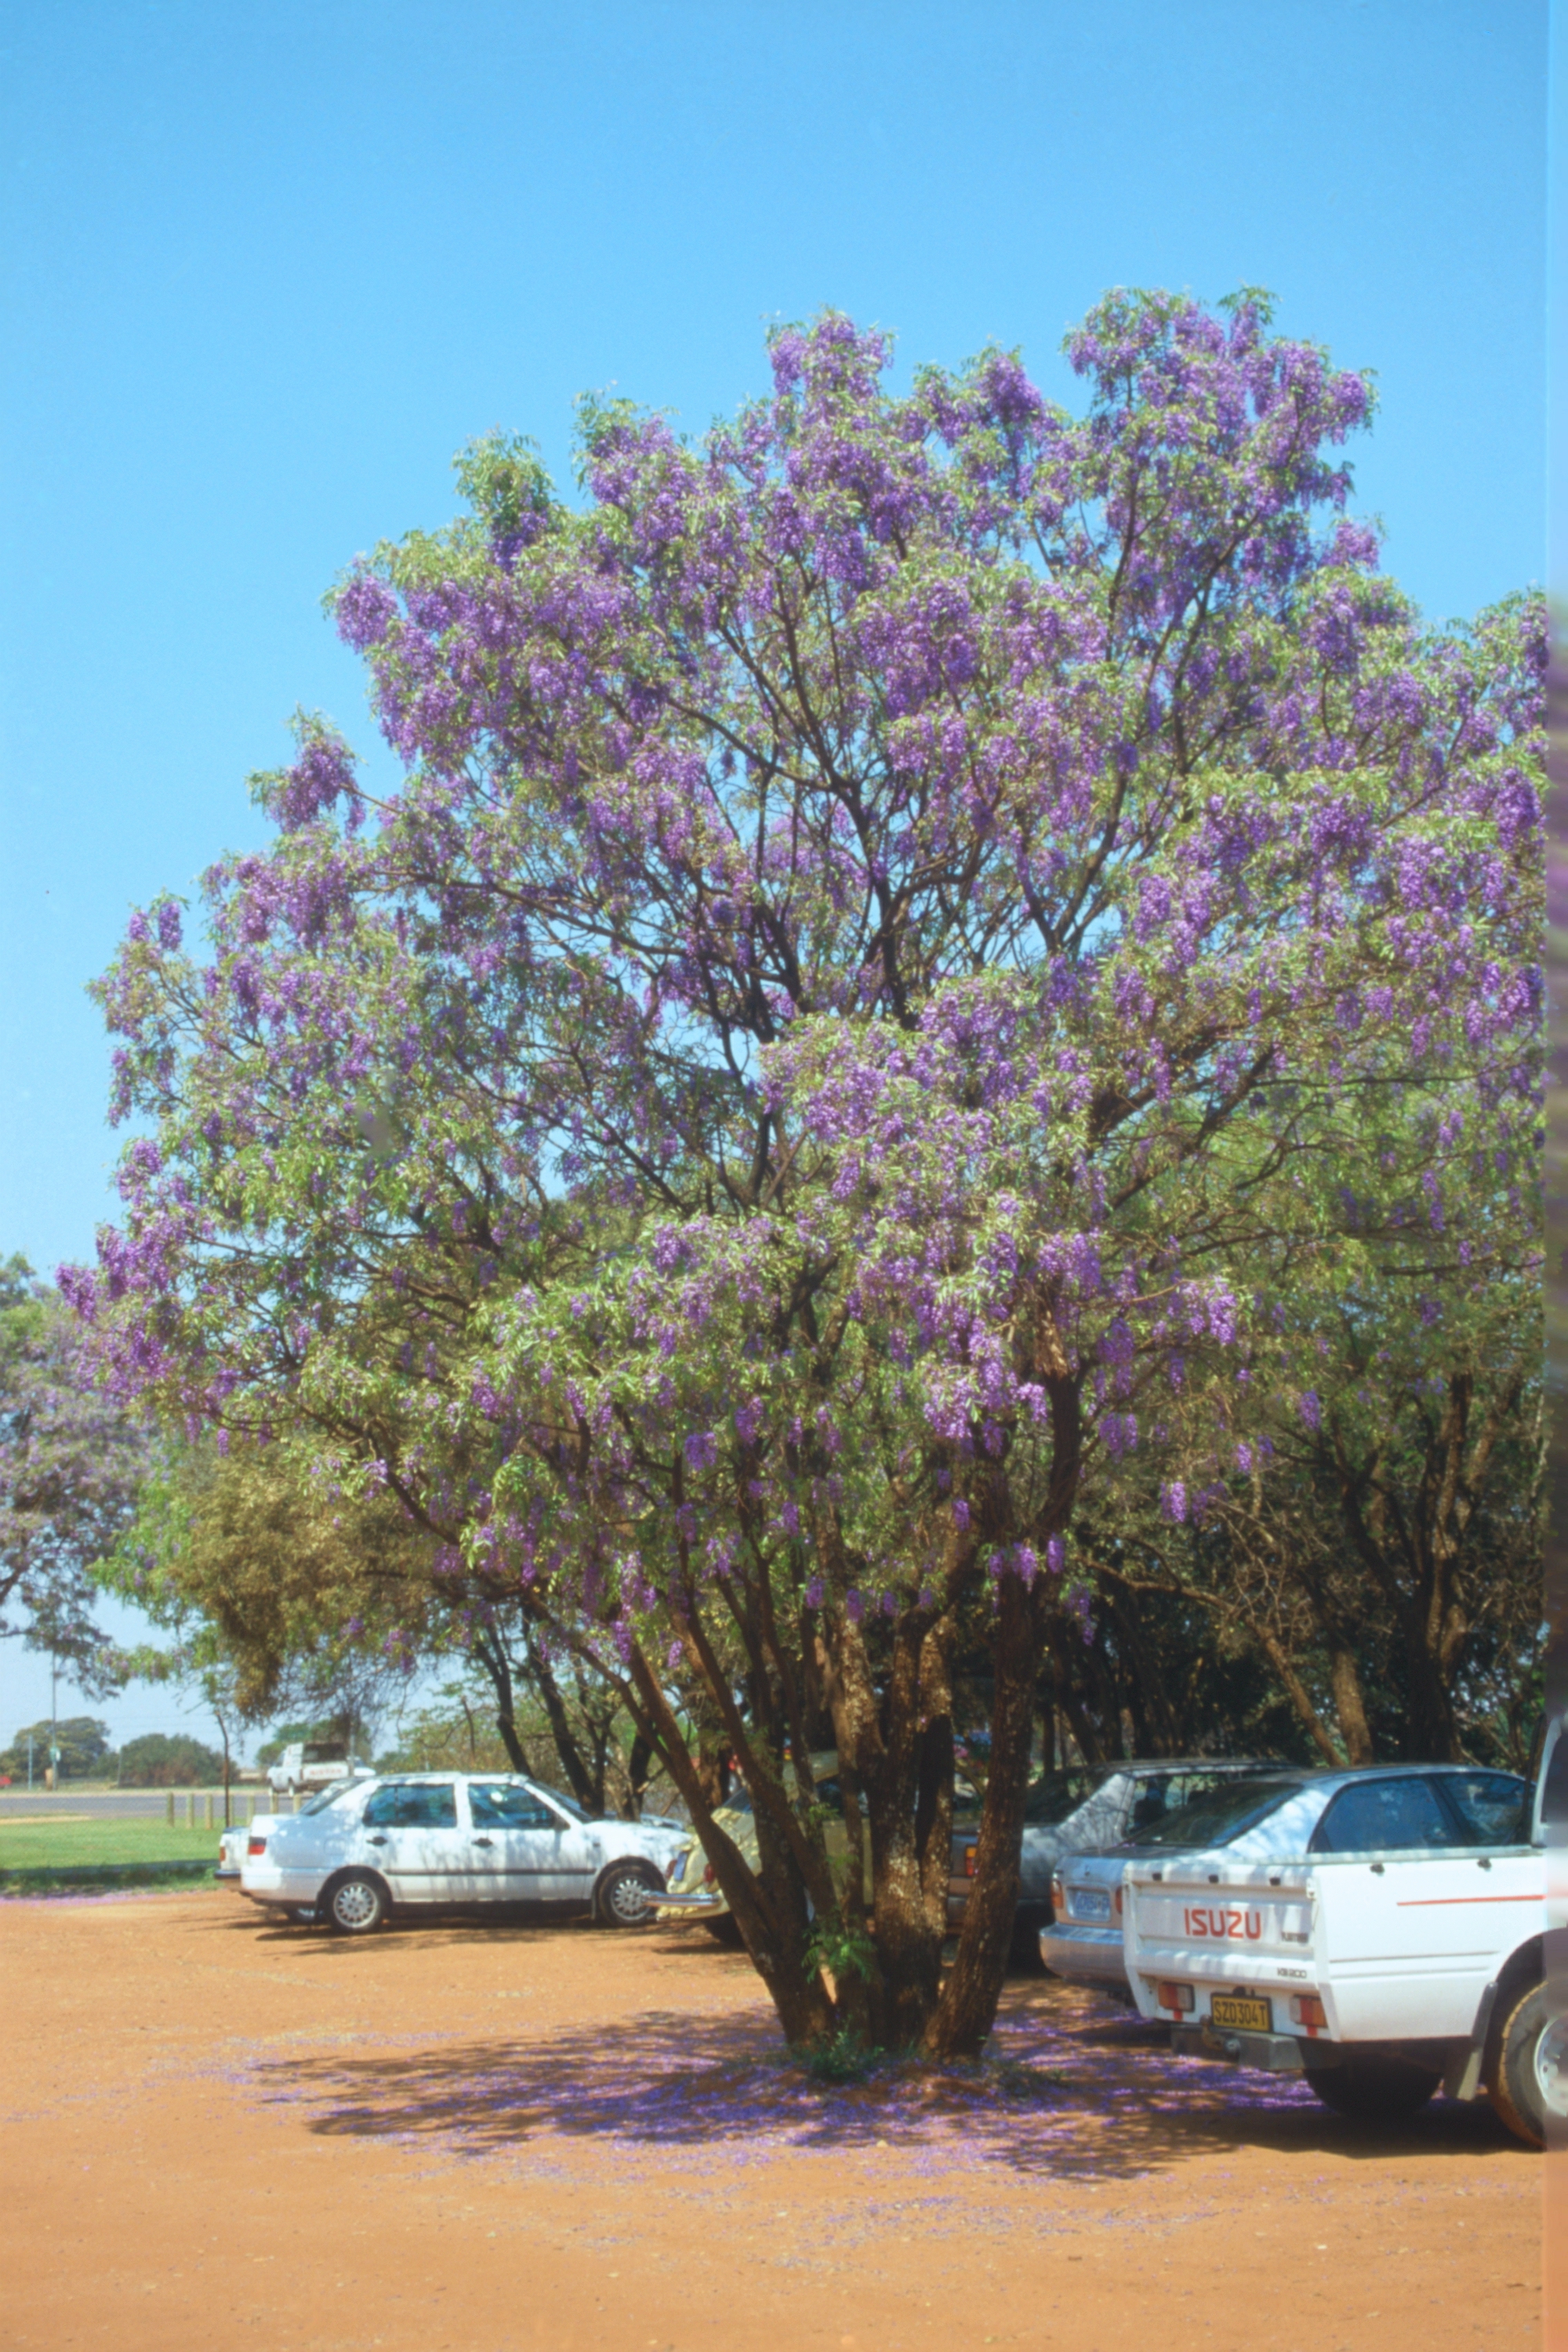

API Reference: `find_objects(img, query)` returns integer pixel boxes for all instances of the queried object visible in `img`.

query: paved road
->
[0,1790,270,1819]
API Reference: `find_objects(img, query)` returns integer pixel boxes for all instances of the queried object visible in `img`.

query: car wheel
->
[1302,2052,1441,2122]
[595,1860,662,1928]
[1488,1982,1565,2149]
[323,1871,388,1935]
[704,1911,745,1947]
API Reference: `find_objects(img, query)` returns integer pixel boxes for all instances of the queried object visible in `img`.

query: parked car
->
[217,1819,266,1881]
[1121,1748,1548,2140]
[947,1759,1283,1946]
[216,1780,361,1886]
[266,1740,369,1797]
[1042,1772,1314,1991]
[658,1752,872,1943]
[240,1771,689,1934]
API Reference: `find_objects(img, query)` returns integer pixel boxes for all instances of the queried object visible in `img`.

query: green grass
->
[0,1816,235,1893]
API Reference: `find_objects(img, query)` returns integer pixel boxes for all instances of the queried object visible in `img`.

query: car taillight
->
[963,1844,978,1878]
[247,1837,267,1857]
[1289,1993,1327,2031]
[702,1861,717,1885]
[1112,1885,1123,1918]
[1156,1980,1195,2013]
[1050,1873,1065,1915]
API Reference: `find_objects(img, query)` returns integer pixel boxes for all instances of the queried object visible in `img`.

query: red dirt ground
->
[0,1886,1548,2352]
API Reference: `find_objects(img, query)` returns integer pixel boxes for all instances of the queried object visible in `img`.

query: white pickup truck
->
[1123,1716,1564,2147]
[267,1740,368,1798]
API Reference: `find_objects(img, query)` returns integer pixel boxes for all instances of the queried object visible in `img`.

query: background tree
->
[68,292,1543,2058]
[114,1730,226,1787]
[104,1432,654,1806]
[0,1715,111,1782]
[2,1258,146,1686]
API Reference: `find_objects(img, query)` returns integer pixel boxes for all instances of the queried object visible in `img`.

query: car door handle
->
[472,1837,495,1848]
[366,1835,388,1846]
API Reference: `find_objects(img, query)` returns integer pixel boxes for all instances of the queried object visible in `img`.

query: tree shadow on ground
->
[230,1966,1523,2181]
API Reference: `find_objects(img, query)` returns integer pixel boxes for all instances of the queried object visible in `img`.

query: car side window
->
[1309,1777,1457,1854]
[469,1783,557,1830]
[362,1783,457,1830]
[1436,1770,1530,1846]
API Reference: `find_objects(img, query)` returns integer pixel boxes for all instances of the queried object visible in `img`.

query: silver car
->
[1042,1762,1530,1995]
[947,1758,1283,1945]
[240,1772,689,1935]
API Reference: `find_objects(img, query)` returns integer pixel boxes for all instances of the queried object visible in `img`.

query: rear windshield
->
[298,1779,365,1817]
[1022,1771,1105,1825]
[1118,1777,1301,1851]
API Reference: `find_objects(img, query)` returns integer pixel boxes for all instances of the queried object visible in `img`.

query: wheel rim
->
[1534,2010,1568,2122]
[332,1880,379,1929]
[607,1874,652,1924]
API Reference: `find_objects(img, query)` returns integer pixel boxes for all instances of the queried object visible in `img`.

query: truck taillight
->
[247,1837,267,1857]
[1156,1980,1195,2013]
[1289,1993,1327,2031]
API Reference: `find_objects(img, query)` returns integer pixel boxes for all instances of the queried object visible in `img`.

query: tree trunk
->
[622,1646,837,2047]
[471,1631,534,1773]
[924,1572,1041,2058]
[624,1729,654,1818]
[521,1623,601,1808]
[1241,1612,1345,1765]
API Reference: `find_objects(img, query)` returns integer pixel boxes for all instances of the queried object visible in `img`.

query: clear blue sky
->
[0,0,1549,1748]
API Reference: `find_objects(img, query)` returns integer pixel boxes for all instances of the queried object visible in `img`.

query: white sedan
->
[1042,1763,1530,1994]
[240,1772,689,1935]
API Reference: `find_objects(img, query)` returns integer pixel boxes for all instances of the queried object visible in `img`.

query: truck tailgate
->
[1126,1863,1317,1998]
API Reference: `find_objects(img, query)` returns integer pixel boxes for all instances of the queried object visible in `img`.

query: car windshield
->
[1117,1776,1302,1851]
[532,1782,591,1822]
[299,1779,365,1816]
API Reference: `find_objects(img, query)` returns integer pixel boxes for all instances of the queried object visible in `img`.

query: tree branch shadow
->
[234,1973,1520,2178]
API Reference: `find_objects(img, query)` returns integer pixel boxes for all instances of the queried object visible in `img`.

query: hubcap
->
[1534,2010,1568,2121]
[608,1875,652,1923]
[333,1881,379,1929]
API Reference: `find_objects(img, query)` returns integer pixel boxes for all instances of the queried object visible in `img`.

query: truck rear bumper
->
[1171,2022,1305,2073]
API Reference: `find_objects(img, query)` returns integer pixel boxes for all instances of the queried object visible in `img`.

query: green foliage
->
[114,1731,227,1787]
[794,2025,880,2085]
[804,1912,879,1991]
[1,1257,146,1684]
[0,1715,111,1780]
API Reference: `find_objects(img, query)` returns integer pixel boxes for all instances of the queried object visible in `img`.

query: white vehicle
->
[1122,1733,1559,2146]
[216,1813,281,1881]
[266,1740,368,1797]
[1043,1772,1311,1993]
[240,1771,688,1935]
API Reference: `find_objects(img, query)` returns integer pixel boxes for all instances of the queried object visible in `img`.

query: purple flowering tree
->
[67,292,1542,2055]
[2,1258,147,1686]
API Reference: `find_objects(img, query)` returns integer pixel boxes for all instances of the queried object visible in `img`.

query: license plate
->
[1210,1994,1272,2032]
[1070,1886,1112,1921]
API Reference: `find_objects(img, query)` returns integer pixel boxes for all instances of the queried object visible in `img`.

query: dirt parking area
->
[0,1887,1550,2352]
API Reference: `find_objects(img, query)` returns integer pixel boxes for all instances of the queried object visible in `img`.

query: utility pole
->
[49,1649,59,1792]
